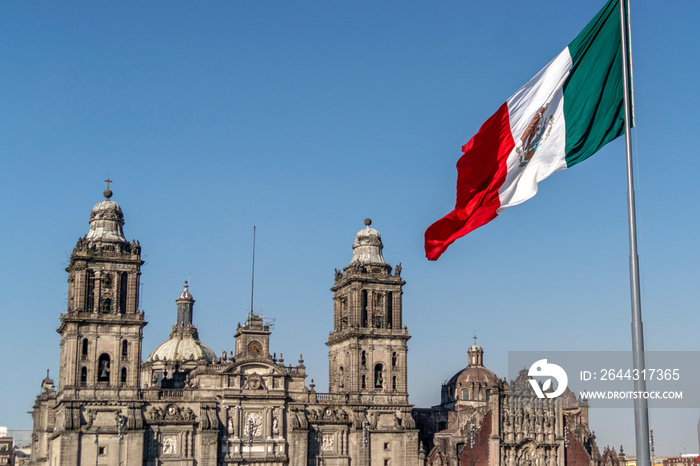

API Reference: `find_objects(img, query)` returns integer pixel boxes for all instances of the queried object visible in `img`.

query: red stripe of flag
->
[425,102,515,261]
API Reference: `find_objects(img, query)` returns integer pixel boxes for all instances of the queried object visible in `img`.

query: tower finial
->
[364,218,372,226]
[104,178,113,199]
[473,333,478,346]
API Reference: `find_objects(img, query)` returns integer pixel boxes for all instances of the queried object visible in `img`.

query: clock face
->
[248,340,263,355]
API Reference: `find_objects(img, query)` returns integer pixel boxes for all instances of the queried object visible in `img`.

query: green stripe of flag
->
[563,0,627,167]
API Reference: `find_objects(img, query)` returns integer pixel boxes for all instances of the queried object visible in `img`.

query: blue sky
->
[1,0,699,456]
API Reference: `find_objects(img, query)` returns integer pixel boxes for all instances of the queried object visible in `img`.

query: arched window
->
[121,340,128,359]
[97,354,111,383]
[82,339,89,358]
[361,375,366,389]
[387,292,393,329]
[121,367,127,384]
[392,376,397,391]
[119,272,128,314]
[80,367,87,385]
[86,270,95,312]
[361,351,366,367]
[339,366,345,388]
[361,290,368,327]
[391,352,397,367]
[374,363,384,389]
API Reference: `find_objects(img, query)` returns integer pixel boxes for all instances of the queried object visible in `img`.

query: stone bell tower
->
[327,219,410,405]
[33,184,149,466]
[58,185,146,397]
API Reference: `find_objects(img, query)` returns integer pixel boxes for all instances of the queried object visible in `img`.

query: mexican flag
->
[425,0,629,261]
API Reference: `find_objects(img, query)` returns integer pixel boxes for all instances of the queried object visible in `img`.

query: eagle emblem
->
[516,103,554,167]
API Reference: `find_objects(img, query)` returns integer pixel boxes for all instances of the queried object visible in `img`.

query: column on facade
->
[127,272,139,314]
[266,407,272,440]
[392,291,402,330]
[233,406,240,440]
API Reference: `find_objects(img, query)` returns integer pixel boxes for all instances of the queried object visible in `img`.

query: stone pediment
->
[220,360,286,376]
[147,404,196,425]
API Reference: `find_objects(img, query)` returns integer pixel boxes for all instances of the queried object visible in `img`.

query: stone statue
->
[227,417,235,435]
[272,417,279,436]
[99,359,110,379]
[130,240,141,255]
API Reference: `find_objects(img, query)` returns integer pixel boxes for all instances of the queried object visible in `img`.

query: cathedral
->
[29,190,613,466]
[30,189,420,466]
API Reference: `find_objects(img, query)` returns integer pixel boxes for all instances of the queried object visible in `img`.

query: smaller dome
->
[178,281,194,301]
[447,365,500,389]
[147,334,216,364]
[86,197,127,244]
[350,218,386,265]
[442,343,500,406]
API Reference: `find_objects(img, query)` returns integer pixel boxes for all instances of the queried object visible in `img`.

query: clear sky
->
[1,0,699,456]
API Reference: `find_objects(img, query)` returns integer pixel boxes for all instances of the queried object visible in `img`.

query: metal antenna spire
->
[250,226,256,318]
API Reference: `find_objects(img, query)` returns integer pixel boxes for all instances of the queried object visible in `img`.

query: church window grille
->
[339,366,344,388]
[80,367,87,386]
[121,340,128,359]
[392,376,397,391]
[97,354,111,384]
[392,352,397,367]
[361,375,366,389]
[374,364,384,389]
[361,351,366,367]
[119,272,128,314]
[121,367,127,385]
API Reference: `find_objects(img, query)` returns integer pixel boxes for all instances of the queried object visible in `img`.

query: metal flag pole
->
[619,1,651,465]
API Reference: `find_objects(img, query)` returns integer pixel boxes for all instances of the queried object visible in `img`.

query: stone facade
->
[416,343,609,466]
[29,192,422,466]
[28,190,615,466]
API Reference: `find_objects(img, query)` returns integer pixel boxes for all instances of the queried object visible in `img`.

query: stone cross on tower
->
[104,178,114,199]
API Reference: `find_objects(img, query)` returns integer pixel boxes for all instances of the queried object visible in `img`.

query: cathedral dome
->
[442,343,500,406]
[85,191,127,244]
[350,218,386,265]
[147,335,216,364]
[146,283,216,364]
[446,363,500,389]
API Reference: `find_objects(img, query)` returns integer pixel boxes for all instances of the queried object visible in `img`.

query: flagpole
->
[619,1,651,466]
